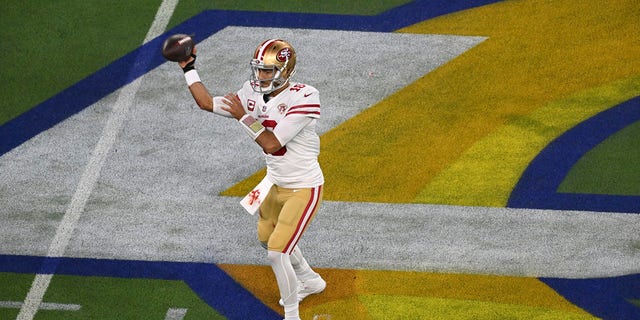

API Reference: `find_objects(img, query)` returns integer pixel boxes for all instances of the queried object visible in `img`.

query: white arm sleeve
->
[273,116,313,146]
[212,96,234,118]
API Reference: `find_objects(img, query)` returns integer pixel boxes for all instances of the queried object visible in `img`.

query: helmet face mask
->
[250,60,284,94]
[250,39,296,94]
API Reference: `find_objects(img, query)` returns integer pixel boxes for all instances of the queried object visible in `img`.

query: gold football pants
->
[258,185,323,254]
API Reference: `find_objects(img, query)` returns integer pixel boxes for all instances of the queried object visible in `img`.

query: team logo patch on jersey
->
[278,103,288,114]
[247,99,256,111]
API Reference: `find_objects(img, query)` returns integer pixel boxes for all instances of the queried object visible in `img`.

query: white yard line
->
[1,300,81,311]
[16,1,180,319]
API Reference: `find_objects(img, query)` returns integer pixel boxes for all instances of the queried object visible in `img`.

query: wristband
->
[184,70,201,87]
[182,54,197,73]
[239,114,266,140]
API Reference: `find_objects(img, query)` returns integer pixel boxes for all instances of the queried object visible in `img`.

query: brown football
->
[161,34,194,62]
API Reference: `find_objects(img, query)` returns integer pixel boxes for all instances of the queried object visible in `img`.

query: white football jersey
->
[214,81,324,188]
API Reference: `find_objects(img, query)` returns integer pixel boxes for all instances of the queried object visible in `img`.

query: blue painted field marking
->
[2,254,640,319]
[508,96,640,213]
[0,254,281,319]
[540,274,640,320]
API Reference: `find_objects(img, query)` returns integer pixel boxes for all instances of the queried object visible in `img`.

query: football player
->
[177,39,326,320]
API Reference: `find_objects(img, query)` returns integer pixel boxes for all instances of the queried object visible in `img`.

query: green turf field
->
[0,1,161,125]
[0,272,222,319]
[0,0,410,126]
[559,120,640,195]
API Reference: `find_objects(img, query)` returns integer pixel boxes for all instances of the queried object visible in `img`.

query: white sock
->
[290,246,319,281]
[267,250,299,317]
[283,304,300,320]
[289,246,310,275]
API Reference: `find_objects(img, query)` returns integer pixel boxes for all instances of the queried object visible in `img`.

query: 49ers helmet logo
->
[277,48,292,62]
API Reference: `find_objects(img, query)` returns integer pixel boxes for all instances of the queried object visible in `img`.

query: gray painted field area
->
[1,27,639,280]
